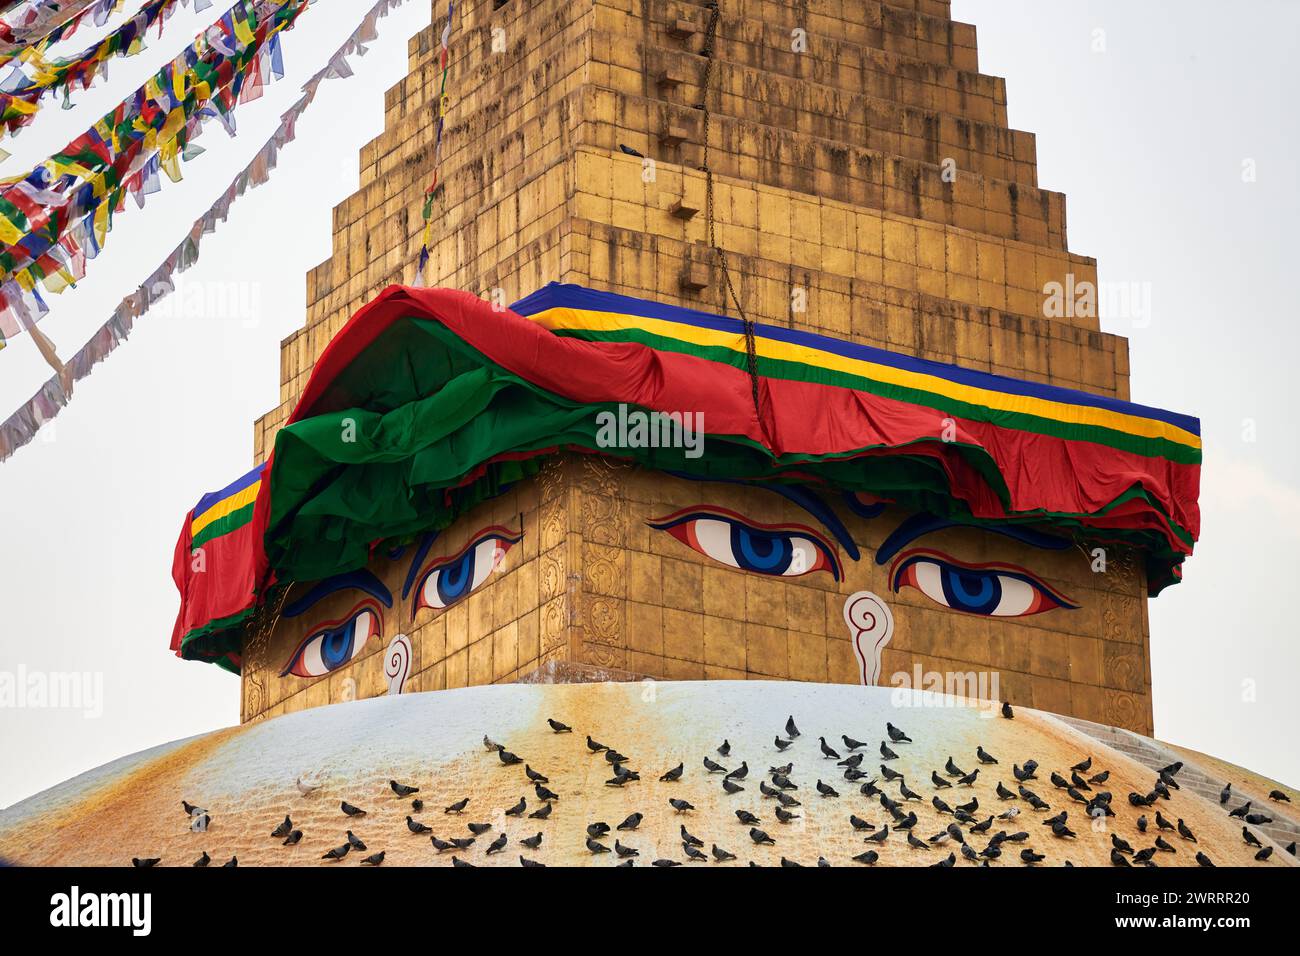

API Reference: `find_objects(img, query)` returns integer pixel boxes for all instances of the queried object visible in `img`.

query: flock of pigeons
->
[131,703,1295,867]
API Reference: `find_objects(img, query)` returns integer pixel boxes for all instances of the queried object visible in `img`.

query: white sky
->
[0,0,1296,809]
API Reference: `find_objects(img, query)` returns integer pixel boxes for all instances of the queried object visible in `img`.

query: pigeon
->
[776,792,801,809]
[498,750,523,766]
[899,783,923,802]
[521,856,546,867]
[444,798,469,814]
[222,857,238,868]
[932,771,953,789]
[785,716,801,738]
[852,850,879,865]
[451,856,475,867]
[586,837,611,854]
[483,735,502,752]
[361,851,385,866]
[683,843,708,862]
[906,832,929,850]
[1242,827,1262,848]
[1154,836,1175,853]
[996,781,1016,800]
[881,765,905,783]
[618,144,644,158]
[1051,821,1077,839]
[1228,802,1251,819]
[886,723,912,743]
[1110,848,1131,867]
[772,773,798,790]
[1013,763,1037,783]
[703,756,727,773]
[467,822,493,835]
[525,766,549,784]
[547,718,572,733]
[295,775,323,796]
[406,816,432,834]
[617,813,643,831]
[1071,756,1092,773]
[346,831,367,851]
[283,830,303,846]
[945,757,966,777]
[505,798,527,817]
[341,801,366,817]
[614,840,639,858]
[933,796,953,815]
[843,735,868,751]
[775,806,800,823]
[780,857,802,867]
[390,780,419,797]
[1088,770,1110,785]
[971,816,994,834]
[722,779,745,795]
[717,740,731,757]
[412,799,424,812]
[659,763,684,782]
[1112,834,1133,854]
[1132,847,1157,866]
[321,844,350,861]
[1289,842,1297,856]
[181,801,207,816]
[521,832,544,849]
[271,814,293,838]
[1195,851,1214,868]
[1137,814,1148,833]
[749,828,776,845]
[839,752,865,769]
[736,809,761,826]
[430,836,456,852]
[1020,848,1045,864]
[1001,701,1014,719]
[880,742,899,761]
[1154,811,1175,831]
[976,746,998,765]
[816,780,840,798]
[528,802,553,820]
[725,762,749,781]
[849,814,875,832]
[1177,819,1197,843]
[587,822,610,838]
[1220,783,1232,805]
[865,825,889,844]
[1050,772,1071,790]
[681,825,704,847]
[1246,812,1274,826]
[450,837,476,850]
[958,769,980,786]
[1255,847,1273,861]
[535,784,560,802]
[586,736,608,753]
[711,844,737,862]
[1270,790,1292,803]
[669,798,695,813]
[654,858,684,867]
[819,737,841,759]
[774,737,793,751]
[961,843,979,862]
[192,852,210,867]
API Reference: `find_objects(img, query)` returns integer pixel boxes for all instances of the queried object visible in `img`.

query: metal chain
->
[698,1,762,425]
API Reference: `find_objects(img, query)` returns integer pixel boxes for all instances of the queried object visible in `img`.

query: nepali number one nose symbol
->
[844,591,894,686]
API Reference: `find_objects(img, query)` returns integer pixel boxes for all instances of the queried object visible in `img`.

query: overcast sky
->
[0,0,1296,809]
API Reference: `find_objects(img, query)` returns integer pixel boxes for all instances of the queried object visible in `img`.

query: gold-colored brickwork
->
[244,0,1152,734]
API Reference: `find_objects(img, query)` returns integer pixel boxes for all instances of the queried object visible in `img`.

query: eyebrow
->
[875,512,1071,565]
[667,473,860,560]
[282,569,394,618]
[401,531,441,601]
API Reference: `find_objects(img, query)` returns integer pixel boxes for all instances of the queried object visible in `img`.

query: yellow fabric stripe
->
[525,306,1202,451]
[191,480,260,537]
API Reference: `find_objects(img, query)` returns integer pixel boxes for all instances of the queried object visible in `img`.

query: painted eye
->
[649,507,841,580]
[891,550,1077,617]
[416,529,521,612]
[282,601,382,677]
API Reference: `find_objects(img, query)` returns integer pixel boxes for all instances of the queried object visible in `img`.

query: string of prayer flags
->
[413,0,453,283]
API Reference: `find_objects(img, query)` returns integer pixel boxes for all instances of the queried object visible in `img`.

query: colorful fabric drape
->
[170,283,1202,669]
[0,0,408,460]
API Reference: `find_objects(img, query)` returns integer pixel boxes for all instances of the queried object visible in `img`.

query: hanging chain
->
[698,1,762,426]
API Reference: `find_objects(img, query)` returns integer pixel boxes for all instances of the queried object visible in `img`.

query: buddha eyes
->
[281,601,383,677]
[649,507,842,580]
[415,527,522,612]
[890,550,1077,617]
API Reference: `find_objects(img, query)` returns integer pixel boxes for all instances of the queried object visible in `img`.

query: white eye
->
[293,610,376,677]
[904,559,1046,616]
[420,537,512,609]
[690,518,822,576]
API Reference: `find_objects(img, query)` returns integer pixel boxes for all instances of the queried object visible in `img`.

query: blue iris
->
[319,623,358,670]
[435,550,476,605]
[939,566,1001,615]
[730,524,794,574]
